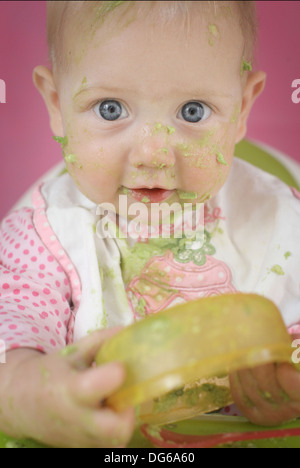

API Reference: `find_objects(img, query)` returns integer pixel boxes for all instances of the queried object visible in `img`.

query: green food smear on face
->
[284,251,291,260]
[230,103,241,124]
[141,197,150,203]
[153,122,163,132]
[64,154,77,163]
[240,59,252,76]
[243,61,252,72]
[153,123,175,136]
[166,125,175,135]
[207,23,219,46]
[270,265,284,276]
[65,154,83,168]
[121,187,130,195]
[53,135,82,168]
[178,191,198,200]
[53,135,68,148]
[209,24,218,36]
[154,162,167,169]
[216,152,228,166]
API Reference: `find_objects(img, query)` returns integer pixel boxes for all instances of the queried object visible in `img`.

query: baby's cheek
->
[183,151,232,200]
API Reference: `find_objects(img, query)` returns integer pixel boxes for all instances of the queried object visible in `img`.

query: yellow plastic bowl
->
[96,293,292,425]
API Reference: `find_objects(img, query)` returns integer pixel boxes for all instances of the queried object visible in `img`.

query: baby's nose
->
[129,132,176,170]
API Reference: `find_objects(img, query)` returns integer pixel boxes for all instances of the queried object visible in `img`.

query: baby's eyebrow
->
[73,84,234,103]
[73,86,123,101]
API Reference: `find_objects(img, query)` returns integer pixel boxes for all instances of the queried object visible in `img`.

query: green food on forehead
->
[208,24,218,36]
[94,0,127,21]
[207,23,219,46]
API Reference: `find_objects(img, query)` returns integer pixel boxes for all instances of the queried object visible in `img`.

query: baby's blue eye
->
[179,101,211,123]
[94,100,128,121]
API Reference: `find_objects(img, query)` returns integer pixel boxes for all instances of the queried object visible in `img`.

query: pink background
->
[0,1,299,220]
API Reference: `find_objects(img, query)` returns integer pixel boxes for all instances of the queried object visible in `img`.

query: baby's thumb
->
[62,327,123,369]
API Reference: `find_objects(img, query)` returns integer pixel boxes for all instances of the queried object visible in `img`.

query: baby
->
[1,0,300,448]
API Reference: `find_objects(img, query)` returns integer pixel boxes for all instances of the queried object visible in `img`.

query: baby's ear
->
[235,71,266,143]
[32,66,64,136]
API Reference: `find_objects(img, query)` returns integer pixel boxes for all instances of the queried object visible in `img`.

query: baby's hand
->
[2,329,135,448]
[229,362,300,426]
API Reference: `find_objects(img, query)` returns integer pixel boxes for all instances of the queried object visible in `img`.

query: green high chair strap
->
[235,139,300,191]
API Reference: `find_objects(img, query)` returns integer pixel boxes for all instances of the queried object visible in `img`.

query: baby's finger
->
[250,363,285,404]
[76,405,135,448]
[276,362,300,401]
[62,327,123,369]
[93,406,135,448]
[229,370,256,410]
[230,368,294,426]
[70,361,126,406]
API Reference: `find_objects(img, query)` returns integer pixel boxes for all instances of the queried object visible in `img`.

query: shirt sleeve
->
[0,208,73,353]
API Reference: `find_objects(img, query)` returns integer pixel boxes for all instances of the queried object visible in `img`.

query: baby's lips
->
[127,187,174,203]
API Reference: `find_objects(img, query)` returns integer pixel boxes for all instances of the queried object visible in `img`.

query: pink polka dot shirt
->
[0,204,75,354]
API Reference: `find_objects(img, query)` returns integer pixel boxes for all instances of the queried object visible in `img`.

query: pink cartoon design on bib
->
[126,251,236,319]
[120,205,235,319]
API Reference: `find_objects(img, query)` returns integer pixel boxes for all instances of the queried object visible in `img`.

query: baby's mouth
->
[125,187,174,203]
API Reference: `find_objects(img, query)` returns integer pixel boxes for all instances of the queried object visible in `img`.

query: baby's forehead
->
[63,1,241,35]
[49,1,254,76]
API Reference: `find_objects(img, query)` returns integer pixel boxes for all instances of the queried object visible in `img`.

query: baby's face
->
[56,6,246,213]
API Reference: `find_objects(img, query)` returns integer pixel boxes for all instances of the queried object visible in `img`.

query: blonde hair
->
[47,1,258,74]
